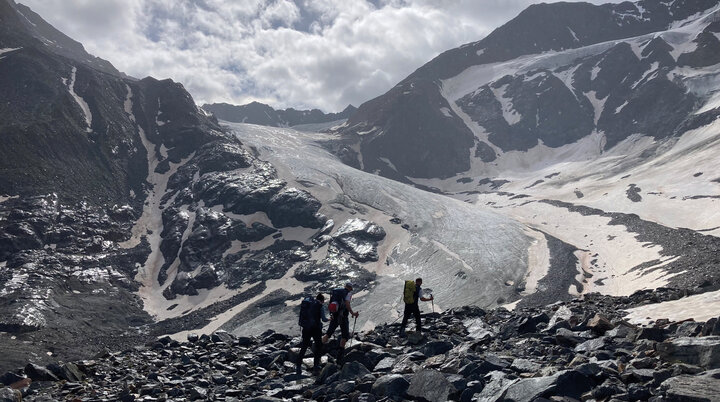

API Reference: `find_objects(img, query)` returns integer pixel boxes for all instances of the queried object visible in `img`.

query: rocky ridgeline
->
[1,290,719,401]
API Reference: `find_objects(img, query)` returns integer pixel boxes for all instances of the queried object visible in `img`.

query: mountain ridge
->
[202,101,356,128]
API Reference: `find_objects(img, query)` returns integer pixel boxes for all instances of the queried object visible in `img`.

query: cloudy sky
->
[22,0,616,112]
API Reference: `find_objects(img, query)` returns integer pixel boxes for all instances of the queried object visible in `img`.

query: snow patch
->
[695,91,720,114]
[585,91,607,125]
[519,228,550,296]
[357,126,379,136]
[624,289,720,325]
[0,47,21,59]
[491,84,522,125]
[379,157,398,172]
[567,27,579,42]
[0,195,18,203]
[615,101,629,114]
[439,107,453,118]
[63,67,92,133]
[632,62,660,89]
[0,273,29,297]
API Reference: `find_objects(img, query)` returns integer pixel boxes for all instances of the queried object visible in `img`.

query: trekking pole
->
[432,298,435,313]
[349,315,358,347]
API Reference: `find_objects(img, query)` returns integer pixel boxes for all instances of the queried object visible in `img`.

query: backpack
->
[403,280,416,304]
[328,288,348,314]
[298,296,318,329]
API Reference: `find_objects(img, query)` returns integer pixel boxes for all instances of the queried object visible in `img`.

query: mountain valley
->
[1,0,720,400]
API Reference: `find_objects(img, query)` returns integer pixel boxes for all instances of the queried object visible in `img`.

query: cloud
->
[19,0,618,112]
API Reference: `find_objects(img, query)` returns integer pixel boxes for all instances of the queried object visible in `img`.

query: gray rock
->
[510,358,542,373]
[351,393,377,402]
[574,337,607,353]
[211,330,236,344]
[555,328,583,346]
[635,327,667,342]
[660,373,720,401]
[406,369,457,402]
[406,331,425,345]
[339,361,372,381]
[334,380,356,394]
[657,336,720,369]
[317,363,339,385]
[587,314,615,334]
[391,355,420,374]
[421,340,453,357]
[371,374,409,398]
[503,373,562,402]
[24,363,59,382]
[333,218,387,262]
[0,388,21,402]
[702,317,720,336]
[475,371,518,402]
[676,321,703,337]
[374,357,395,372]
[266,187,324,228]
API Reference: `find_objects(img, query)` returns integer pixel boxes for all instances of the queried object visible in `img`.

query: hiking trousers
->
[298,326,323,368]
[326,312,350,340]
[401,302,421,332]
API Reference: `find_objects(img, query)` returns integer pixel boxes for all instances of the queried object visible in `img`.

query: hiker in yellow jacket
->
[399,277,433,336]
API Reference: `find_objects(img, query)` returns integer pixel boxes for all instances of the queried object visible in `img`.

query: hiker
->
[322,283,359,364]
[399,277,433,336]
[297,293,328,375]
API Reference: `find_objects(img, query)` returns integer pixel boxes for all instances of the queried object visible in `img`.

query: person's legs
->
[399,304,412,335]
[297,328,312,374]
[337,314,350,364]
[311,327,323,370]
[322,314,339,343]
[413,304,422,332]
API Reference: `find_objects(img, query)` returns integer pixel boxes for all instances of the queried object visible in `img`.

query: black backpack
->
[328,288,348,314]
[298,296,318,329]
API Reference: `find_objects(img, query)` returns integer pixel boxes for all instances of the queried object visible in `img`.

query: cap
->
[345,282,354,290]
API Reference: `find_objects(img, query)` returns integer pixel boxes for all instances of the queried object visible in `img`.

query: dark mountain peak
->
[341,104,357,114]
[2,0,122,76]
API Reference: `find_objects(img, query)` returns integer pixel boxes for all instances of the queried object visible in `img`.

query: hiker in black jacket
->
[297,293,328,375]
[399,277,433,336]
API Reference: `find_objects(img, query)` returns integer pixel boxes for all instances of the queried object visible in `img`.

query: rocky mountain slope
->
[202,102,356,130]
[3,289,720,401]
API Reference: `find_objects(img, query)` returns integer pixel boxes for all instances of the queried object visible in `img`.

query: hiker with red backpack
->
[399,277,434,337]
[321,283,359,365]
[297,293,328,375]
